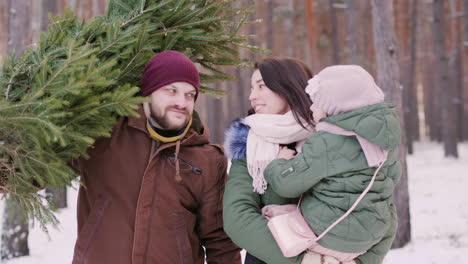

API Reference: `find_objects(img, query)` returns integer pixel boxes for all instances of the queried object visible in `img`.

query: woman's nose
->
[249,88,257,102]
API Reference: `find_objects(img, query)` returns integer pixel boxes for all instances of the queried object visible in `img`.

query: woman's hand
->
[277,146,296,160]
[302,252,339,264]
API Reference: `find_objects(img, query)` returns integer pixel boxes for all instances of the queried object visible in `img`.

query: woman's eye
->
[186,93,195,98]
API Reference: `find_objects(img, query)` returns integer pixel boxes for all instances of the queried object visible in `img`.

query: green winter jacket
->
[223,103,401,264]
[265,102,402,256]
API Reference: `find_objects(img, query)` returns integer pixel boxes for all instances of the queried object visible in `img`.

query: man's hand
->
[277,146,296,160]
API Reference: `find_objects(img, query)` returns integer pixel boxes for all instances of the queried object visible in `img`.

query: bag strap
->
[296,194,304,209]
[313,152,388,242]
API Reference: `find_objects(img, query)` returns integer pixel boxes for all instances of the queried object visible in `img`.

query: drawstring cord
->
[175,140,181,182]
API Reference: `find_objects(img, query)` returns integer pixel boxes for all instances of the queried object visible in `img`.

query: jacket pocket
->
[72,196,111,264]
[173,212,194,264]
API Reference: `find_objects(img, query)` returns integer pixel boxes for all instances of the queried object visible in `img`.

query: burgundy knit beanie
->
[140,50,200,99]
[305,65,385,116]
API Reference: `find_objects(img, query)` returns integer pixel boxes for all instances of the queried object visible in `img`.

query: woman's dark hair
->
[249,57,314,128]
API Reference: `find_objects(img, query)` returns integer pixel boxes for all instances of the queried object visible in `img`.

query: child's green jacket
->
[265,102,402,255]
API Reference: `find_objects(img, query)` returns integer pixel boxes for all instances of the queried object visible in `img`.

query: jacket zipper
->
[131,133,196,263]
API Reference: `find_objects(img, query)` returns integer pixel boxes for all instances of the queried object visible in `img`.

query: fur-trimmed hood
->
[224,119,249,160]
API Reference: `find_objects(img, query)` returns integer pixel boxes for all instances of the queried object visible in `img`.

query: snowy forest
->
[0,0,467,263]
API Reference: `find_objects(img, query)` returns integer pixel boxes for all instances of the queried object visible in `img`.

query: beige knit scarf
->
[243,112,314,194]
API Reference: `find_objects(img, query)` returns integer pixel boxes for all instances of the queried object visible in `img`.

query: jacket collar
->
[128,105,209,146]
[128,105,148,134]
[224,119,249,160]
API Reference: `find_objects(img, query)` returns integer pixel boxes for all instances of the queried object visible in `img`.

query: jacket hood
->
[182,110,210,146]
[224,119,249,160]
[321,102,401,151]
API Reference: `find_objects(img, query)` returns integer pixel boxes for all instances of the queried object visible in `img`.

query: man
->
[70,51,241,264]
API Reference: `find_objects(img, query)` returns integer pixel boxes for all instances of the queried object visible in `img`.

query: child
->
[262,65,401,263]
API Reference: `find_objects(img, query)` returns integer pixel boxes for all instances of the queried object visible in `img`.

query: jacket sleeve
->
[264,135,329,198]
[355,203,398,264]
[198,154,242,264]
[223,160,304,264]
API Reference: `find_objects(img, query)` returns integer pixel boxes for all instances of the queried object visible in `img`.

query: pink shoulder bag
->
[261,160,386,259]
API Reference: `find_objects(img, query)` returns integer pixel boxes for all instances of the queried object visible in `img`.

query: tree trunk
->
[423,58,435,140]
[455,37,464,143]
[282,1,294,57]
[344,0,360,64]
[6,0,32,56]
[206,96,224,144]
[245,0,256,112]
[40,0,69,210]
[432,0,458,157]
[463,0,468,140]
[272,2,286,56]
[1,0,33,260]
[57,0,69,12]
[329,0,340,64]
[45,187,68,209]
[266,0,274,51]
[0,1,9,63]
[404,0,420,153]
[363,0,376,74]
[420,2,440,142]
[292,0,306,60]
[450,0,464,143]
[93,0,107,16]
[305,0,319,72]
[394,0,411,148]
[371,0,411,248]
[1,195,30,260]
[226,0,252,123]
[41,0,58,30]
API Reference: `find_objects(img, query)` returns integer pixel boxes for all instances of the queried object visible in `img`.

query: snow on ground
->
[0,142,467,264]
[0,183,79,263]
[384,142,468,264]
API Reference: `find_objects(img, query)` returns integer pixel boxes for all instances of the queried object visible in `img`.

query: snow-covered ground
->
[0,142,467,263]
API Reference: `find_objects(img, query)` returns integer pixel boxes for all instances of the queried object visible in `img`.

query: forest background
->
[0,0,467,262]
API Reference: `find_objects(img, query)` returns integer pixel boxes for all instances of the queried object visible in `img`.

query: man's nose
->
[173,93,187,108]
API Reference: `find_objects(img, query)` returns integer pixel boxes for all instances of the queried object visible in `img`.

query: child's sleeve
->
[264,135,329,198]
[355,203,398,264]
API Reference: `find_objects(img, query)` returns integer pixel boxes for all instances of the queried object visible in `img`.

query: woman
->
[223,57,398,264]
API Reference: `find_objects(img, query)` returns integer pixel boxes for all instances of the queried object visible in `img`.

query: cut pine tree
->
[0,0,260,229]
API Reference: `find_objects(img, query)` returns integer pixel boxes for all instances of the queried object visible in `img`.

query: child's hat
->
[306,65,385,115]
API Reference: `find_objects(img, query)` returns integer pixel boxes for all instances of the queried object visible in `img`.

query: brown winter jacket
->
[70,106,241,264]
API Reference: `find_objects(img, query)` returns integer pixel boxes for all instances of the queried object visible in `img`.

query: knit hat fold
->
[140,50,200,99]
[305,65,384,116]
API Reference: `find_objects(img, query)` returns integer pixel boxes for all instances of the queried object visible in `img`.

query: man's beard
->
[150,105,190,130]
